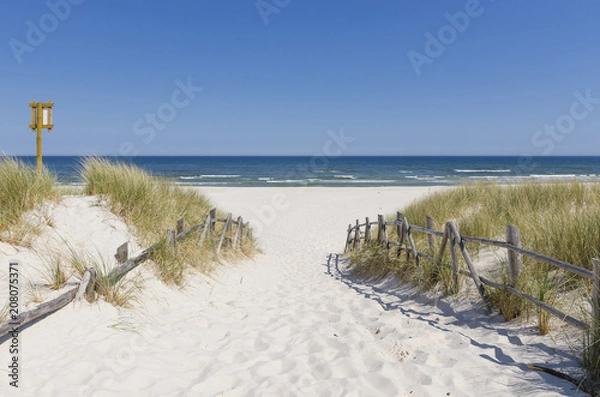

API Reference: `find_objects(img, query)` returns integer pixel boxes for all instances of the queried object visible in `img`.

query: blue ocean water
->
[15,156,600,187]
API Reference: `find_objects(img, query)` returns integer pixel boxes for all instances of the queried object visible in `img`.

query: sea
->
[15,156,600,187]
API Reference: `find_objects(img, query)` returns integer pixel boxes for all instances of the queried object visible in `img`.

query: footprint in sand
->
[411,349,429,365]
[250,360,287,377]
[445,332,469,349]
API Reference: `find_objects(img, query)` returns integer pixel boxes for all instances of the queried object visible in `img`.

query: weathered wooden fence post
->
[233,216,243,248]
[592,258,600,348]
[166,229,176,255]
[426,216,436,253]
[435,223,449,269]
[209,208,217,231]
[75,268,97,303]
[449,234,459,294]
[396,212,405,258]
[115,242,129,264]
[217,213,232,254]
[176,217,185,235]
[377,215,384,245]
[199,213,211,246]
[344,223,353,252]
[239,221,246,247]
[353,219,361,250]
[506,225,523,286]
[448,222,489,311]
[402,215,419,267]
[365,217,371,244]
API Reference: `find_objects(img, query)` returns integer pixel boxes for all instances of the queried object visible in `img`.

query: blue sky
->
[1,0,599,156]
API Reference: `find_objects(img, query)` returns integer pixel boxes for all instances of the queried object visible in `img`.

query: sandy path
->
[0,187,585,396]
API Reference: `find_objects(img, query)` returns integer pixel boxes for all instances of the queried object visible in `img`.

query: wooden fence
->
[344,212,599,334]
[0,208,252,339]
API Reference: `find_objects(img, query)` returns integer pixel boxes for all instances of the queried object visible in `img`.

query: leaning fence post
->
[344,224,353,252]
[217,213,232,254]
[403,216,419,267]
[593,259,600,347]
[353,219,361,250]
[199,214,211,246]
[448,221,490,311]
[506,225,523,287]
[426,216,436,253]
[365,217,371,244]
[115,242,129,264]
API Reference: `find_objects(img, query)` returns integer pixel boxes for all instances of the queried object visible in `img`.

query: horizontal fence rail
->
[0,208,253,340]
[344,212,599,335]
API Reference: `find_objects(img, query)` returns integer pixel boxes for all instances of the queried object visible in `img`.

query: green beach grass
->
[0,157,57,245]
[80,157,257,285]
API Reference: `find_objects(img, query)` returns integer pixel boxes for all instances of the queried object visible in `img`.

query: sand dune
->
[0,187,586,396]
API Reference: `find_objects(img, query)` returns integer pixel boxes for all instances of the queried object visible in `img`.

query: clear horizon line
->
[7,154,600,158]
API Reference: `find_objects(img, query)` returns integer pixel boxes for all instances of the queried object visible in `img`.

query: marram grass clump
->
[81,157,257,284]
[0,157,57,244]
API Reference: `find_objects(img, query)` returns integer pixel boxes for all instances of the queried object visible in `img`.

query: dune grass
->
[347,181,600,381]
[80,157,257,285]
[400,182,600,271]
[350,181,600,308]
[0,157,57,245]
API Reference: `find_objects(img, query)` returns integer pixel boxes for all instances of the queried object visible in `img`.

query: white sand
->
[0,187,586,396]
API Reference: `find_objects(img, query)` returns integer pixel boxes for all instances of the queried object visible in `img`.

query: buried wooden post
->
[353,219,361,250]
[217,213,232,254]
[209,208,217,231]
[115,242,129,264]
[506,225,523,287]
[426,216,436,253]
[176,217,185,235]
[75,268,97,303]
[593,259,600,346]
[448,222,490,311]
[365,217,371,244]
[233,216,243,248]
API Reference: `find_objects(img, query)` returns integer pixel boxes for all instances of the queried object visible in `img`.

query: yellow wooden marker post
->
[29,101,54,176]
